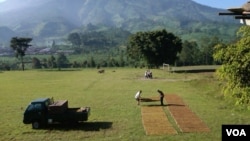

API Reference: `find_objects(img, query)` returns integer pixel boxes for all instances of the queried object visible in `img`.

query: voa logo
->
[226,129,246,136]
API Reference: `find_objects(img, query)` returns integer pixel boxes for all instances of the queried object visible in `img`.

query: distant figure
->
[145,70,153,79]
[144,70,148,78]
[148,71,152,79]
[98,69,105,73]
[135,90,142,105]
[157,90,164,106]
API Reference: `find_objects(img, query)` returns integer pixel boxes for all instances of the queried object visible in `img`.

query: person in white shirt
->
[135,90,142,105]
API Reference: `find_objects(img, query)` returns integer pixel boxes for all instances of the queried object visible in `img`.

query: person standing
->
[157,89,164,106]
[135,90,142,105]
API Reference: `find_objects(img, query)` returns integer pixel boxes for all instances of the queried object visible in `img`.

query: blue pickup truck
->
[23,98,90,129]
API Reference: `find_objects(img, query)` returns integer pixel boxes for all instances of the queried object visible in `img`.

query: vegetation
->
[0,30,234,71]
[0,0,250,141]
[32,57,42,69]
[0,69,249,141]
[56,53,70,70]
[214,26,250,107]
[1,1,249,140]
[10,37,32,71]
[178,40,199,66]
[67,27,131,54]
[127,29,182,68]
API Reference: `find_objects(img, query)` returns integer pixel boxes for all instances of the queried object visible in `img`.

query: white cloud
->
[0,0,6,3]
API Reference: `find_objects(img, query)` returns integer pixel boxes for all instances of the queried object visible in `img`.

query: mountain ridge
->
[0,0,239,45]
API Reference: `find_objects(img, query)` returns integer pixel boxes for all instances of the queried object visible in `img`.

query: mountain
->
[0,0,240,45]
[0,26,16,43]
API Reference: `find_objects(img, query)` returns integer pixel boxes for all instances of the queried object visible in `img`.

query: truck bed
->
[48,107,90,123]
[48,100,68,114]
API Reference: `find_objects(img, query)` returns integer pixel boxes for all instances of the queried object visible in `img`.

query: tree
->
[200,36,220,65]
[72,61,80,68]
[127,29,182,68]
[119,50,125,67]
[47,55,56,69]
[82,60,88,68]
[32,57,42,69]
[10,37,32,71]
[88,57,96,68]
[42,58,48,68]
[56,53,69,70]
[213,26,250,107]
[178,40,200,66]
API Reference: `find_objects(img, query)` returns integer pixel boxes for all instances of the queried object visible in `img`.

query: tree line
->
[68,29,223,68]
[67,27,131,54]
[0,29,234,71]
[31,53,127,70]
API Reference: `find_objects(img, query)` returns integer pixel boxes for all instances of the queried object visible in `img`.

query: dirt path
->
[141,106,177,135]
[141,94,210,135]
[165,94,210,133]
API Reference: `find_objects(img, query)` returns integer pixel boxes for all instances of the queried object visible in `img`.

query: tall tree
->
[200,36,220,65]
[127,29,182,68]
[32,57,42,69]
[178,40,200,66]
[56,53,69,70]
[42,58,48,68]
[213,26,250,106]
[10,37,32,71]
[88,57,96,68]
[47,55,56,69]
[119,50,125,67]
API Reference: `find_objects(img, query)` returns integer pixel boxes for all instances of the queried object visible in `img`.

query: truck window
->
[34,103,43,110]
[26,104,35,111]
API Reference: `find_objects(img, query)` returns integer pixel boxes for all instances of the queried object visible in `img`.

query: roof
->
[31,98,50,104]
[243,1,250,11]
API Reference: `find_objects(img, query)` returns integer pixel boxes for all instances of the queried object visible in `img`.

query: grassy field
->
[0,68,249,141]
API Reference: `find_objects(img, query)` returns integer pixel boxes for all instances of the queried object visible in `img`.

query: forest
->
[0,24,237,71]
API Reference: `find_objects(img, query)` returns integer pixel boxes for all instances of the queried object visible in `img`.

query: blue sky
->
[0,0,248,9]
[193,0,248,9]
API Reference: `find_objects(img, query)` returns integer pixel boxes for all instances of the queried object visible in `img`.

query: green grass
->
[0,68,249,141]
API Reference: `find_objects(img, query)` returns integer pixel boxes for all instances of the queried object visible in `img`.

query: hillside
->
[0,0,240,45]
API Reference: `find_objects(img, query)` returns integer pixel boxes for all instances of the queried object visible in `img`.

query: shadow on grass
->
[140,98,159,102]
[143,104,166,107]
[40,121,113,131]
[167,104,185,106]
[143,104,185,107]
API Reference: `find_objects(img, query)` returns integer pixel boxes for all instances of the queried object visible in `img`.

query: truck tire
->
[32,121,41,129]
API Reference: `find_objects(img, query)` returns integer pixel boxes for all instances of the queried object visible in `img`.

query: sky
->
[0,0,248,9]
[192,0,248,9]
